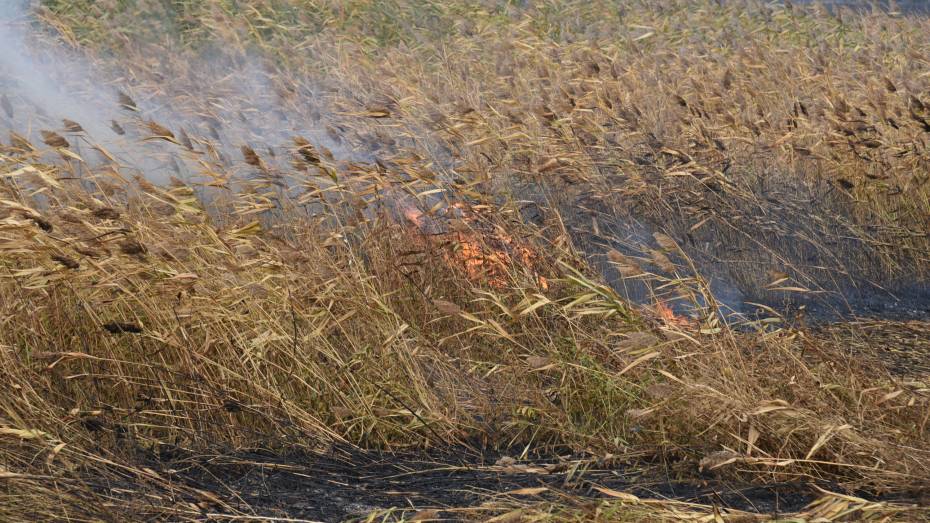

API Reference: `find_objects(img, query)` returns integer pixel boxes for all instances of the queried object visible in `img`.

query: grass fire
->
[1,1,930,521]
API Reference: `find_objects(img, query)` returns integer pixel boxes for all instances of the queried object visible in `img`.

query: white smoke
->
[0,0,370,186]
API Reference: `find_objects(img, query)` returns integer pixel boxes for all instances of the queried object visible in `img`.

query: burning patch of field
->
[1,1,930,521]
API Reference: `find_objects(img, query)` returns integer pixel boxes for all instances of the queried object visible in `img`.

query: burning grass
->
[1,0,930,520]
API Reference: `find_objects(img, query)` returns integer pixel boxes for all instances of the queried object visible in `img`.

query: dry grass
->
[1,0,930,520]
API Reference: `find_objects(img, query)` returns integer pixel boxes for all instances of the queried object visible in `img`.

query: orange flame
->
[402,206,426,227]
[399,202,546,288]
[655,300,693,327]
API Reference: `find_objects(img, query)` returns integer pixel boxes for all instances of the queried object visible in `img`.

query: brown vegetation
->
[1,1,929,520]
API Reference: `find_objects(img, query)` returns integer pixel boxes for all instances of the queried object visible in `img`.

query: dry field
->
[1,1,930,521]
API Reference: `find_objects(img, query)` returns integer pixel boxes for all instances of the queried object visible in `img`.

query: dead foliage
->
[0,1,929,521]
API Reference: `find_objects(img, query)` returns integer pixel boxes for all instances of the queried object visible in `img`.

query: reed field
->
[1,1,930,521]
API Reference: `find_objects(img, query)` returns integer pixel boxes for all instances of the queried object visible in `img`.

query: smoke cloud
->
[0,0,384,188]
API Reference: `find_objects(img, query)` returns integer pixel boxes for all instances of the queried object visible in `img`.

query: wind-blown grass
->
[1,1,929,521]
